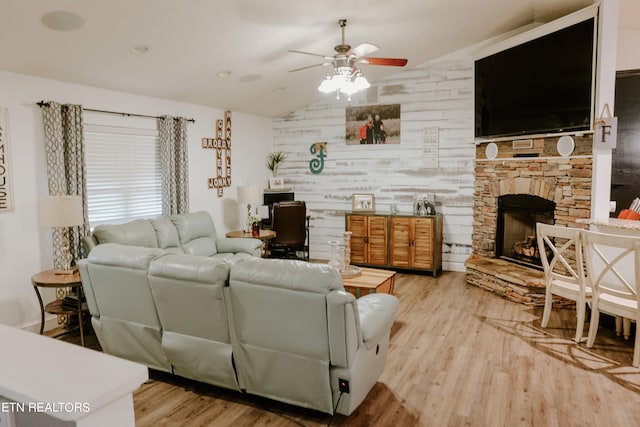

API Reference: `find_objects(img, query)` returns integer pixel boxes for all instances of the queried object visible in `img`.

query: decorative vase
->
[328,240,342,271]
[343,231,352,268]
[251,222,260,236]
[340,231,361,278]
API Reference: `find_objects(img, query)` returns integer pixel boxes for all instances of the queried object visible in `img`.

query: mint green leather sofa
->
[82,210,262,259]
[77,245,399,415]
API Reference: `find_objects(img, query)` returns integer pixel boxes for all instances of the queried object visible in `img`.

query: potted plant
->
[266,151,287,189]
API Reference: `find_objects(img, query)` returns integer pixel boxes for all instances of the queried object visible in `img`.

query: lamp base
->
[54,266,78,275]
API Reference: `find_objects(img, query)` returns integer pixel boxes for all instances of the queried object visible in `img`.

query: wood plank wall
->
[272,57,475,271]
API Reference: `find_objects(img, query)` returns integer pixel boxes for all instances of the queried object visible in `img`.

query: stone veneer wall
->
[466,134,593,305]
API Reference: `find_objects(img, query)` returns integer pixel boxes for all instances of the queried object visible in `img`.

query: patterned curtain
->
[41,102,89,270]
[158,116,189,215]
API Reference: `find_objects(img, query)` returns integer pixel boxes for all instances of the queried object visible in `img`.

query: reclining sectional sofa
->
[77,211,400,415]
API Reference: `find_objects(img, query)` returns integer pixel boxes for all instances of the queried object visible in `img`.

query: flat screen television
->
[474,16,596,140]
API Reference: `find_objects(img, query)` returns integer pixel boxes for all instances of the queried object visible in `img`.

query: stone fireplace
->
[465,135,593,305]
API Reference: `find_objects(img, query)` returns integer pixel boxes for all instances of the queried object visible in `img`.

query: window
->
[83,114,162,227]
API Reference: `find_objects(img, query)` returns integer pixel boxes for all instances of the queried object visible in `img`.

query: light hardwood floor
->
[75,271,640,426]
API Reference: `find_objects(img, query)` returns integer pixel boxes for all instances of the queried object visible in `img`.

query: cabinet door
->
[390,217,412,267]
[413,217,434,269]
[367,216,388,265]
[346,215,367,264]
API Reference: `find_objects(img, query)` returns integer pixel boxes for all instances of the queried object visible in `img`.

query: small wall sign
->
[593,116,618,150]
[309,142,327,174]
[0,107,13,212]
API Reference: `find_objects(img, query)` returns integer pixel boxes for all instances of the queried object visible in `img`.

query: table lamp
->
[39,195,84,274]
[237,185,261,232]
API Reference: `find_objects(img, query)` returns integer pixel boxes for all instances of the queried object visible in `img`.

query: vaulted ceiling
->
[0,0,636,118]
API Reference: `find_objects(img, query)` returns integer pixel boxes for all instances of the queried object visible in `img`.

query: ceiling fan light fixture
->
[354,74,370,90]
[340,80,358,95]
[318,75,336,93]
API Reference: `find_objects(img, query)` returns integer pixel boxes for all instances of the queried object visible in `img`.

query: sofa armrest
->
[357,294,399,349]
[327,290,360,368]
[216,237,262,256]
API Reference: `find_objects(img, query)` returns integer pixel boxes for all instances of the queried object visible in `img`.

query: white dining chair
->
[536,223,590,343]
[582,229,640,367]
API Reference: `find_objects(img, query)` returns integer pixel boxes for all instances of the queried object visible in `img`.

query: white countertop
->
[577,217,640,231]
[0,324,148,422]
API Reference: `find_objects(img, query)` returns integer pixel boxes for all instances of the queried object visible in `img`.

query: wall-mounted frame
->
[345,104,401,145]
[352,193,375,212]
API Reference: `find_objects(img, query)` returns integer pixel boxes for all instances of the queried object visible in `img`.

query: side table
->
[31,270,85,347]
[226,229,276,257]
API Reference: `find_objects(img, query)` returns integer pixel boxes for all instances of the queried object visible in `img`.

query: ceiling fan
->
[289,19,408,98]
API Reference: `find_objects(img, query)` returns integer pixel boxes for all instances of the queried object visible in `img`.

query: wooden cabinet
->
[346,213,442,276]
[390,216,441,272]
[346,214,388,265]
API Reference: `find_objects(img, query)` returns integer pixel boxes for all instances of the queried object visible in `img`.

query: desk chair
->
[536,223,590,343]
[582,229,640,367]
[269,201,308,260]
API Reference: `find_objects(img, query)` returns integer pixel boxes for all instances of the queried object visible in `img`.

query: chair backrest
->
[271,201,306,246]
[536,222,585,288]
[581,229,640,304]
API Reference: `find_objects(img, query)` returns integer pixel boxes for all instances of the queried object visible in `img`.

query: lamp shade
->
[39,195,84,227]
[237,185,261,205]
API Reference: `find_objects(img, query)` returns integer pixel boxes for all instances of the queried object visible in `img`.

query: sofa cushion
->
[93,219,159,248]
[170,211,218,257]
[150,217,183,253]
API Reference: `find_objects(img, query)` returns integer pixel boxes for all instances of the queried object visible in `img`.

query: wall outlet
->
[610,200,617,213]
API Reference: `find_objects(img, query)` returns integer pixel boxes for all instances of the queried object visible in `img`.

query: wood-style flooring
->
[66,271,640,426]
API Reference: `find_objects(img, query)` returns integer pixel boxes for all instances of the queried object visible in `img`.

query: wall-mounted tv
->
[474,16,596,140]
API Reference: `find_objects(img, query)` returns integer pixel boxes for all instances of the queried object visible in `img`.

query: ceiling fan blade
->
[288,62,331,73]
[288,50,332,59]
[359,57,408,67]
[350,43,379,58]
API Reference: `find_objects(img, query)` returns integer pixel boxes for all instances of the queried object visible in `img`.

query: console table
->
[346,212,443,276]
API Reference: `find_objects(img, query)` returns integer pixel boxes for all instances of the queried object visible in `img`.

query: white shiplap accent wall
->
[272,56,475,272]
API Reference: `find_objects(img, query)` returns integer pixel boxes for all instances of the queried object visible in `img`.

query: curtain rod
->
[36,101,195,123]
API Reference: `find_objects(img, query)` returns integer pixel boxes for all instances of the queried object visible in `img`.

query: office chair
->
[269,201,308,260]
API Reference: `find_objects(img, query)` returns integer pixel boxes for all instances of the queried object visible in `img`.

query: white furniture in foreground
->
[582,230,640,367]
[537,223,591,343]
[578,217,640,338]
[0,324,148,427]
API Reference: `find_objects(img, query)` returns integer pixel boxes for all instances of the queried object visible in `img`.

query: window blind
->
[83,123,162,227]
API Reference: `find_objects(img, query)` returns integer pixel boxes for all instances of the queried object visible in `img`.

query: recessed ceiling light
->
[238,74,261,83]
[216,71,232,78]
[41,10,84,32]
[130,44,150,55]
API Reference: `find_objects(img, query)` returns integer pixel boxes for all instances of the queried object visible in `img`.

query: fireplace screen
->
[495,194,555,268]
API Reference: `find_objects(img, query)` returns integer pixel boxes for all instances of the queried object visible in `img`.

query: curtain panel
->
[158,116,189,215]
[41,102,90,270]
